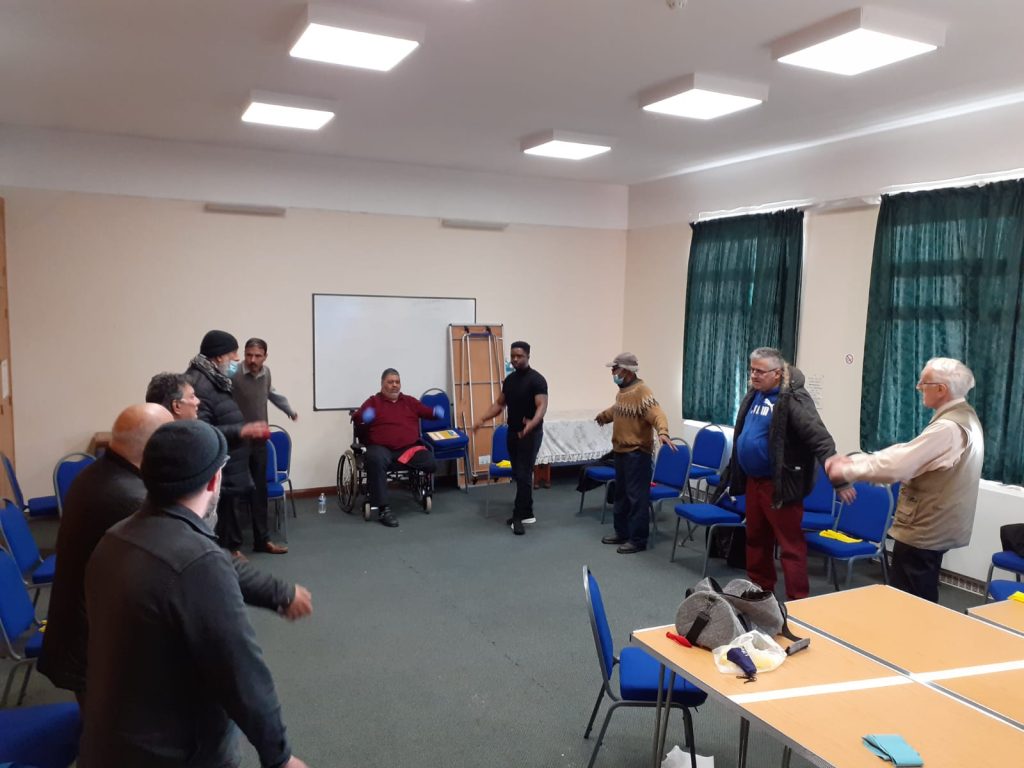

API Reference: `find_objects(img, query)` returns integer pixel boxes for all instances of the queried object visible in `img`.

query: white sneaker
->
[521,517,537,524]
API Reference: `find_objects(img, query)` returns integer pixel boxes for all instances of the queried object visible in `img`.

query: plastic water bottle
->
[317,493,327,515]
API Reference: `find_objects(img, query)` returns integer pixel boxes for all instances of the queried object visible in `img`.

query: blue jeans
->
[613,450,653,547]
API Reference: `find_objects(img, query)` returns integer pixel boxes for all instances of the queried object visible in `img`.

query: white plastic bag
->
[711,630,787,675]
[661,745,715,768]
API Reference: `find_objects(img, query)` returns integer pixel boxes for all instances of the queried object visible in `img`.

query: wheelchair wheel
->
[337,452,357,513]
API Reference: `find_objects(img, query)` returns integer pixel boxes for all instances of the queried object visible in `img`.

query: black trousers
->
[890,540,946,602]
[244,441,271,547]
[507,426,543,521]
[364,445,436,508]
[613,450,653,547]
[214,493,244,551]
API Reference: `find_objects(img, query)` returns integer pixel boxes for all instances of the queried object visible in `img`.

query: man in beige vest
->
[826,357,984,602]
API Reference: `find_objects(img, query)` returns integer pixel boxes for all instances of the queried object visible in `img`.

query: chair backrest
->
[53,453,95,515]
[692,425,727,471]
[652,438,691,489]
[583,566,615,685]
[419,388,453,433]
[491,425,510,464]
[835,482,894,543]
[0,453,26,510]
[268,427,292,474]
[803,463,837,516]
[0,499,42,575]
[0,549,36,655]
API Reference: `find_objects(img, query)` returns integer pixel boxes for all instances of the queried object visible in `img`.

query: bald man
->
[39,405,312,703]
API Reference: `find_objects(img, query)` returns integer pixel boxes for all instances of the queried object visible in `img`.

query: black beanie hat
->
[142,421,228,502]
[200,329,239,359]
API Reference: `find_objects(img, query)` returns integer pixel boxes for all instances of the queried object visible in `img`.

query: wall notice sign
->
[806,373,825,411]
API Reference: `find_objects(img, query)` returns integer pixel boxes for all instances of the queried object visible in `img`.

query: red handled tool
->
[666,631,692,648]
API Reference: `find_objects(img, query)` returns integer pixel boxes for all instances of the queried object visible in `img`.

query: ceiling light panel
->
[771,6,945,76]
[291,5,424,72]
[520,131,612,160]
[242,91,336,130]
[641,74,768,120]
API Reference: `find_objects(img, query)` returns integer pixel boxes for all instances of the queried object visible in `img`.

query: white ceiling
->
[1,0,1022,187]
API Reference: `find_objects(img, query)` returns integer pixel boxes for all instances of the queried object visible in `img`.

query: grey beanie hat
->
[199,329,239,359]
[142,420,228,502]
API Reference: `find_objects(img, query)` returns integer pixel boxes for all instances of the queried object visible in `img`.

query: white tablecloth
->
[536,409,612,466]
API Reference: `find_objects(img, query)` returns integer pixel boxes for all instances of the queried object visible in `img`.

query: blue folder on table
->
[862,734,923,766]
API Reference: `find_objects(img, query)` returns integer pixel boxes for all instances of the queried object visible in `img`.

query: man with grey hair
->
[827,357,984,602]
[717,347,852,599]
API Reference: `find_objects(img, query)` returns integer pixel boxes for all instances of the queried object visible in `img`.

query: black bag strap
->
[778,601,802,642]
[685,610,710,647]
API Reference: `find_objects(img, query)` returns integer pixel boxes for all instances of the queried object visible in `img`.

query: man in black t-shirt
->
[473,341,548,535]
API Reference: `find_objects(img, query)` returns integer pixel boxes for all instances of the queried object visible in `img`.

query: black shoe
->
[378,508,399,528]
[511,519,525,535]
[601,535,627,545]
[617,542,646,554]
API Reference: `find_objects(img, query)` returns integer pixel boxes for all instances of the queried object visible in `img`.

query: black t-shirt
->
[502,367,548,431]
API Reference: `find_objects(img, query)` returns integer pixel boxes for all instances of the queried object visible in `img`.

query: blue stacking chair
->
[1,452,59,519]
[52,452,95,517]
[0,701,81,768]
[488,425,514,479]
[583,566,704,768]
[268,426,297,518]
[648,439,691,542]
[0,549,45,706]
[805,482,894,590]
[265,441,287,542]
[984,551,1024,603]
[577,464,616,522]
[0,500,56,601]
[671,496,746,576]
[801,464,838,532]
[420,388,470,491]
[686,425,727,501]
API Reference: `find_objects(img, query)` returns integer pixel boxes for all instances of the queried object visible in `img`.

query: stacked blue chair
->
[52,452,95,517]
[265,441,288,542]
[984,551,1024,603]
[0,701,81,768]
[577,463,616,522]
[686,425,727,501]
[488,425,514,480]
[805,482,894,590]
[801,464,839,532]
[671,495,746,576]
[583,566,704,768]
[420,388,470,492]
[648,439,692,542]
[0,500,56,602]
[269,426,297,518]
[1,452,59,520]
[0,549,45,706]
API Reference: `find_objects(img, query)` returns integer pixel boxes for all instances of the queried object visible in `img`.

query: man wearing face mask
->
[595,353,674,554]
[186,330,270,559]
[80,420,308,768]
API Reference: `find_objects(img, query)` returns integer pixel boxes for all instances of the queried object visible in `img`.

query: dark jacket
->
[39,451,294,695]
[81,501,291,768]
[187,360,252,495]
[722,364,841,507]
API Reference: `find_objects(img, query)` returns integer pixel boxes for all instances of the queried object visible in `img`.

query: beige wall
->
[3,187,627,496]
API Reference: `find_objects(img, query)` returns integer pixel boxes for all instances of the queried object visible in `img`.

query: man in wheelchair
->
[353,368,444,527]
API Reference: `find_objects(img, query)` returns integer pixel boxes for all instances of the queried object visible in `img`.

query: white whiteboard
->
[313,294,476,410]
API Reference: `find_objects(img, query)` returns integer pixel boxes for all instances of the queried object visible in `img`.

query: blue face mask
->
[222,360,239,377]
[612,374,625,386]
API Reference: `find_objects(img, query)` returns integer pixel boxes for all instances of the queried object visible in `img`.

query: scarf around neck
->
[190,354,233,392]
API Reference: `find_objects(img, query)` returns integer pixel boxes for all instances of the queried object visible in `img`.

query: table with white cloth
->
[532,409,612,487]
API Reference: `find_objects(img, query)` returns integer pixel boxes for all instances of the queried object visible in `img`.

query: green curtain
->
[861,179,1024,484]
[682,209,803,424]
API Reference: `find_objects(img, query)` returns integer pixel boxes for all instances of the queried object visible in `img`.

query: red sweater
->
[355,394,433,450]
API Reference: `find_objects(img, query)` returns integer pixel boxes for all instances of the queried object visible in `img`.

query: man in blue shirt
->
[720,347,853,599]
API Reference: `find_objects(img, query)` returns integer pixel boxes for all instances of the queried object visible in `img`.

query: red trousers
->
[744,476,808,600]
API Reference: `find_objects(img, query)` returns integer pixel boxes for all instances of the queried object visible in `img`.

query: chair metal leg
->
[584,687,606,739]
[652,663,666,768]
[701,524,716,577]
[16,661,32,705]
[844,560,854,590]
[587,704,621,768]
[671,517,682,562]
[286,479,297,518]
[657,671,677,764]
[985,563,995,603]
[879,547,889,584]
[578,488,588,516]
[830,558,840,591]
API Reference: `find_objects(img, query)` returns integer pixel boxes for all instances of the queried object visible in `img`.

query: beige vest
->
[891,401,984,551]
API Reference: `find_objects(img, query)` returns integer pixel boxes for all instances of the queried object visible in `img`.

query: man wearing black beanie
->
[81,421,308,768]
[185,329,271,559]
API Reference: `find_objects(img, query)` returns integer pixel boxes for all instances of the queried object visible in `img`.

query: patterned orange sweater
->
[596,380,669,454]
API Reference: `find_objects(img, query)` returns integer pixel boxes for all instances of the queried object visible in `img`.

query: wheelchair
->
[336,413,434,519]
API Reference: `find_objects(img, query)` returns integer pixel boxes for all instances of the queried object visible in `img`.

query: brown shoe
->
[230,550,249,562]
[255,541,289,555]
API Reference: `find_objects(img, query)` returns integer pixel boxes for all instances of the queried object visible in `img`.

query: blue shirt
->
[736,390,778,479]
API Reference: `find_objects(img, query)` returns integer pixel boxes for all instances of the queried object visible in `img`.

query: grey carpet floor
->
[20,475,982,768]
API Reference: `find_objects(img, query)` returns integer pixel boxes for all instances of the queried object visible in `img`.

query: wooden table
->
[635,585,1024,767]
[969,598,1024,636]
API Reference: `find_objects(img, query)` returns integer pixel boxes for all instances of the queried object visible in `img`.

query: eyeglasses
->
[749,367,780,377]
[916,381,944,390]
